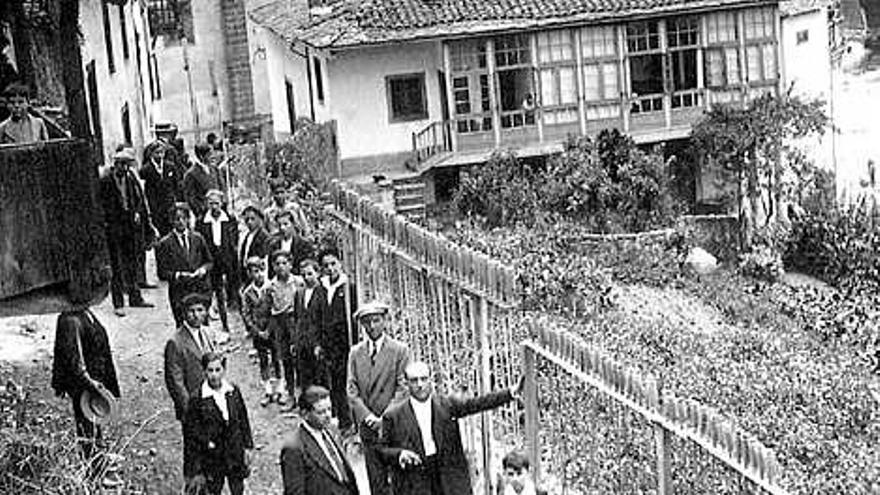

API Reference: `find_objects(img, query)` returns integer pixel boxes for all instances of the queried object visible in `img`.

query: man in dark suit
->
[320,249,358,436]
[378,361,524,495]
[156,203,213,326]
[293,259,327,392]
[347,301,411,495]
[99,148,155,317]
[183,142,226,220]
[195,189,240,333]
[280,386,359,495]
[238,205,271,283]
[164,293,217,423]
[269,210,313,278]
[140,141,182,237]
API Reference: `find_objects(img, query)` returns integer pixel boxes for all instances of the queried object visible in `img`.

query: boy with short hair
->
[240,256,279,407]
[497,450,546,495]
[265,250,303,409]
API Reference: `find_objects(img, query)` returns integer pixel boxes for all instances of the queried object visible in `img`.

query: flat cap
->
[181,292,211,309]
[354,301,390,320]
[113,147,136,162]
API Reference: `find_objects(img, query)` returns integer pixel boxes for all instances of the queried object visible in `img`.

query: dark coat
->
[268,232,314,278]
[241,282,271,344]
[164,325,216,420]
[238,227,271,279]
[378,390,514,495]
[51,309,120,399]
[182,162,225,218]
[183,383,254,480]
[155,230,213,310]
[280,424,359,495]
[99,170,148,245]
[321,276,358,359]
[293,285,326,349]
[195,211,240,274]
[140,152,182,236]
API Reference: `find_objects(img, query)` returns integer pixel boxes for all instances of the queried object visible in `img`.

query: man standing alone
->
[347,301,410,495]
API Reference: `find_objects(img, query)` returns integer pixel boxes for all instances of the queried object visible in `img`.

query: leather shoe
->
[113,308,125,317]
[130,301,155,308]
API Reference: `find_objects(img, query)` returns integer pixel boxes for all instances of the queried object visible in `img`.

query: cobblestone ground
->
[0,250,369,494]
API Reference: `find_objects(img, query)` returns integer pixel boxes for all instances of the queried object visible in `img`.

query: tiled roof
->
[779,0,828,16]
[250,0,778,49]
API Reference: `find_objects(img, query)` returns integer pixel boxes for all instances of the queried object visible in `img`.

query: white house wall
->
[781,9,831,100]
[152,0,230,147]
[79,0,152,164]
[327,41,442,175]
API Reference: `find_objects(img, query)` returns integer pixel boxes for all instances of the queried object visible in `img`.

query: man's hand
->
[193,266,207,278]
[364,414,382,432]
[398,449,421,469]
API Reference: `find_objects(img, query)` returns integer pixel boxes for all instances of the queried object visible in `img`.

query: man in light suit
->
[347,301,411,495]
[164,293,217,422]
[378,361,524,495]
[280,386,359,495]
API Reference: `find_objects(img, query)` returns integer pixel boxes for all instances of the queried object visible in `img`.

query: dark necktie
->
[321,430,348,483]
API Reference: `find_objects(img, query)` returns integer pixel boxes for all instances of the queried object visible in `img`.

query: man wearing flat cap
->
[164,292,217,423]
[99,147,155,317]
[347,301,411,495]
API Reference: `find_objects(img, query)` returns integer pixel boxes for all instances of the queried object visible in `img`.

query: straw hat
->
[354,301,390,321]
[79,383,118,424]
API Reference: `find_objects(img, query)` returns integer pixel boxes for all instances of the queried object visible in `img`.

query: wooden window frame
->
[386,72,429,123]
[102,0,115,74]
[118,4,130,60]
[313,57,325,103]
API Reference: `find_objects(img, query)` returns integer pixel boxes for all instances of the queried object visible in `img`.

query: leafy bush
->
[265,118,337,193]
[453,130,682,232]
[738,246,785,283]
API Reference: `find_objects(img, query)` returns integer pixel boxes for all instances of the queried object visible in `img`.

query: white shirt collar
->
[321,273,349,300]
[502,478,537,495]
[203,210,229,223]
[368,334,386,356]
[201,380,234,421]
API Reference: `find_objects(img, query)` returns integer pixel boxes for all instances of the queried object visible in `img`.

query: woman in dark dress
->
[183,352,253,495]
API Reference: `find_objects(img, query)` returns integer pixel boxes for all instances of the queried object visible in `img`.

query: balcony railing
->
[412,120,453,165]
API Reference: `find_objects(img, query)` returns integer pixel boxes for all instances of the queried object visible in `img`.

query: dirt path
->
[0,251,369,493]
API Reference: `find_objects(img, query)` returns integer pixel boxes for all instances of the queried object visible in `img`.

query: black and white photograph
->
[0,0,878,493]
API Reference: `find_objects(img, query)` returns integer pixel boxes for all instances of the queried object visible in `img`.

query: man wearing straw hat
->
[51,269,123,488]
[347,300,411,495]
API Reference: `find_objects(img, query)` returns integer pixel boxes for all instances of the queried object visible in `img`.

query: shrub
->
[739,246,785,283]
[452,150,543,228]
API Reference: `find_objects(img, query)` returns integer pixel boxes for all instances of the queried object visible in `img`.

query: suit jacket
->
[140,154,182,236]
[280,424,359,495]
[195,211,240,274]
[238,227,271,279]
[241,282,271,339]
[164,325,216,420]
[99,170,148,244]
[182,162,225,218]
[183,383,254,479]
[268,232,314,278]
[321,275,358,359]
[293,285,326,349]
[379,390,514,495]
[347,336,410,438]
[51,309,120,399]
[155,230,213,304]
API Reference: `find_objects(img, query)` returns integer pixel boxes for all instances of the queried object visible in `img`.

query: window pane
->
[706,49,724,86]
[671,50,698,90]
[583,64,600,100]
[762,44,776,79]
[746,45,761,81]
[582,26,616,58]
[559,67,577,104]
[540,69,557,105]
[630,54,664,94]
[603,63,618,100]
[725,47,740,84]
[389,75,426,120]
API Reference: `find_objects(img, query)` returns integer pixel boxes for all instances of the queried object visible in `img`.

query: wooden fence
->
[328,180,789,495]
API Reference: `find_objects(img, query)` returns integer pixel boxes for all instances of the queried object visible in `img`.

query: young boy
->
[496,450,546,495]
[320,249,357,434]
[265,250,304,409]
[240,257,279,407]
[293,259,327,391]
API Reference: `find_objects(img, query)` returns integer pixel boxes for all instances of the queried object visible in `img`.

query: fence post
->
[477,295,493,495]
[523,343,540,485]
[651,380,672,495]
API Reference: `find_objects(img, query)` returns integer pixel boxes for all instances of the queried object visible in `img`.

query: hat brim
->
[79,386,118,425]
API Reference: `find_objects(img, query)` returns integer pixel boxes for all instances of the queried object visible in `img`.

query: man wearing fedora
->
[51,285,123,488]
[164,292,217,424]
[347,301,411,495]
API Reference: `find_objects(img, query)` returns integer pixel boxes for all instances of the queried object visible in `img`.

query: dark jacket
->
[99,170,148,244]
[140,151,183,236]
[293,285,326,349]
[379,390,514,495]
[183,383,254,480]
[155,229,213,308]
[238,227,271,279]
[51,309,120,399]
[241,282,271,340]
[195,210,240,274]
[280,424,359,495]
[321,276,358,359]
[182,162,225,218]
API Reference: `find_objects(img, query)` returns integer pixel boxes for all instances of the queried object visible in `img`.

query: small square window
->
[796,30,809,44]
[386,73,428,123]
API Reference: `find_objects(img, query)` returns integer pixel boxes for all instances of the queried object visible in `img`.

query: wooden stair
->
[392,176,426,222]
